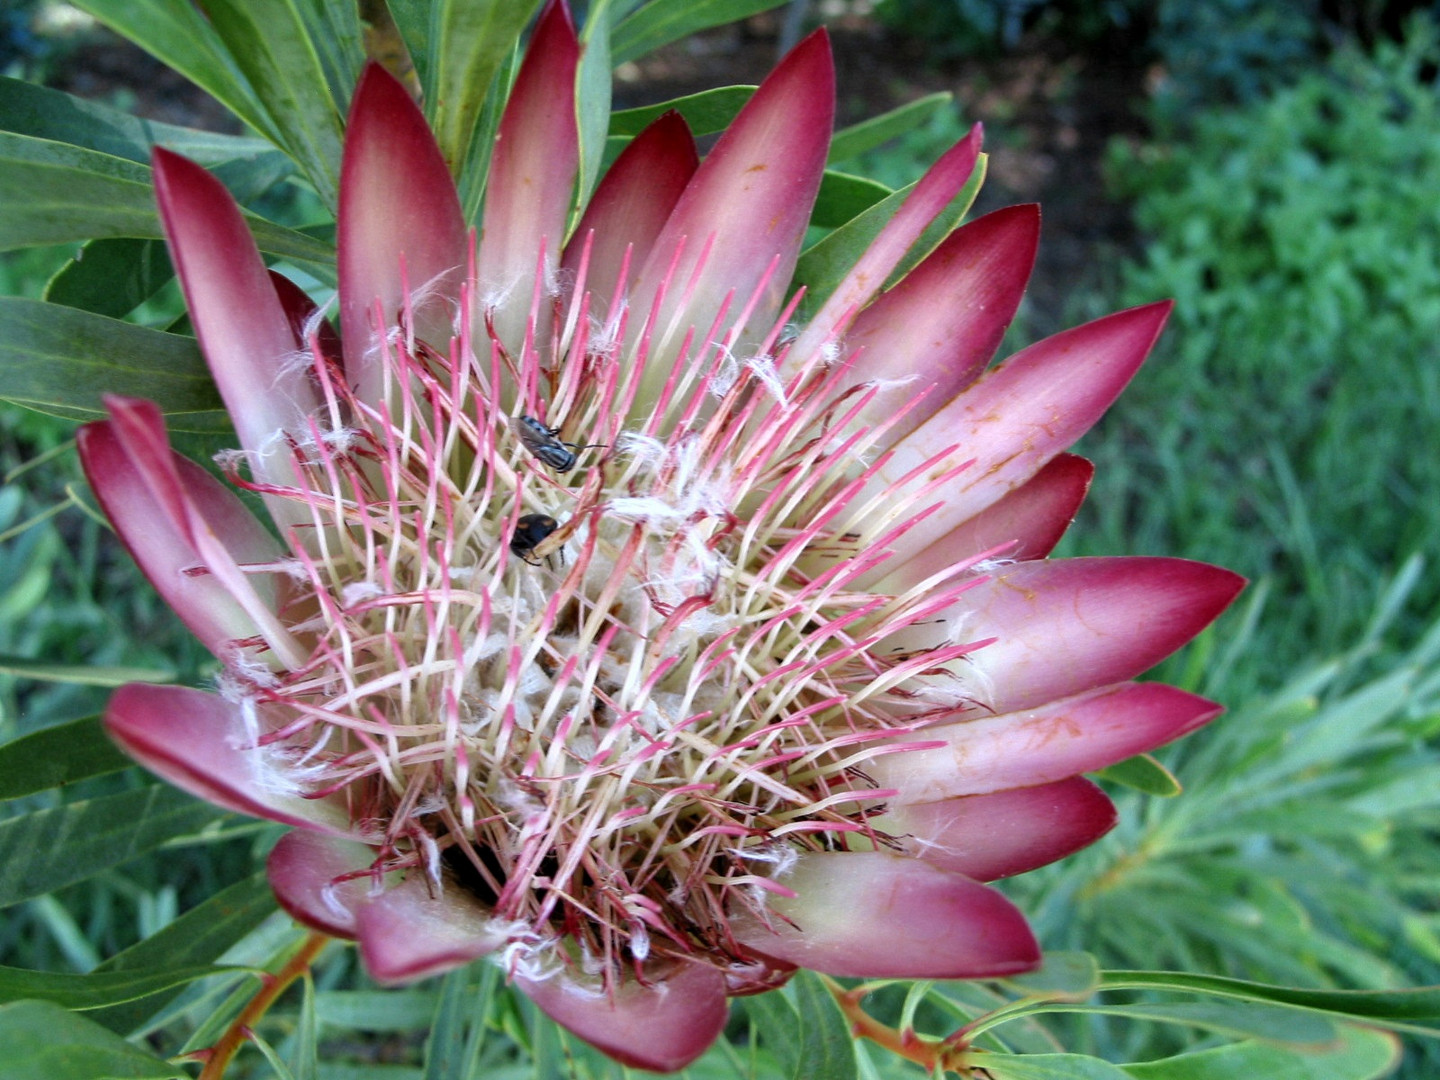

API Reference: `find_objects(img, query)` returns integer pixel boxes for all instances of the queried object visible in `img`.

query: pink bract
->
[79,6,1242,1072]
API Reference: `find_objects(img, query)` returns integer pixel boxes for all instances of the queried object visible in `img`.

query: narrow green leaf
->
[745,985,801,1077]
[0,131,168,250]
[793,154,985,316]
[608,85,756,137]
[0,657,174,688]
[1122,1025,1400,1080]
[0,1000,187,1080]
[0,132,333,267]
[293,0,367,119]
[68,0,276,146]
[1054,1001,1336,1045]
[1003,952,1102,998]
[575,0,616,208]
[0,717,132,801]
[316,990,439,1031]
[1094,754,1183,797]
[0,76,273,165]
[811,170,893,230]
[828,92,955,163]
[0,962,235,1010]
[982,1053,1133,1079]
[611,0,789,66]
[889,153,986,283]
[423,969,478,1080]
[746,973,857,1080]
[200,0,346,209]
[44,239,173,319]
[389,0,542,180]
[790,971,859,1080]
[0,786,224,909]
[292,974,319,1080]
[0,297,228,431]
[88,873,276,1035]
[1102,971,1440,1035]
[100,874,276,976]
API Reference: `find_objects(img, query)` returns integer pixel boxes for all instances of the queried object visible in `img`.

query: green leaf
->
[575,0,616,208]
[1094,754,1183,797]
[0,1000,187,1080]
[423,969,479,1080]
[0,76,273,165]
[87,873,277,1035]
[316,990,439,1032]
[1101,971,1440,1037]
[0,297,228,431]
[1058,1001,1336,1045]
[44,239,173,319]
[1122,1025,1400,1080]
[611,0,790,66]
[69,0,277,147]
[793,154,985,315]
[0,786,225,909]
[199,0,346,209]
[982,1053,1134,1079]
[811,170,893,230]
[0,133,332,268]
[0,717,133,801]
[0,131,170,250]
[0,657,174,688]
[293,0,367,120]
[1003,952,1101,998]
[828,92,955,163]
[0,963,235,1011]
[608,85,756,137]
[389,0,542,182]
[790,971,858,1080]
[746,972,857,1080]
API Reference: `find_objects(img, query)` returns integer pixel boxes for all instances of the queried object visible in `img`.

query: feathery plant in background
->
[0,1,1437,1077]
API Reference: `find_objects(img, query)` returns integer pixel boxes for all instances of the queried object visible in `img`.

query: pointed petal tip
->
[105,684,351,834]
[266,829,375,938]
[732,852,1040,979]
[355,877,506,985]
[517,964,729,1072]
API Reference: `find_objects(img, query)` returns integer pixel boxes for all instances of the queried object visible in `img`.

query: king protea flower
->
[77,4,1242,1071]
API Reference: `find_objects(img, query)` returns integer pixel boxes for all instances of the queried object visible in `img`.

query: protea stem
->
[196,931,330,1080]
[822,974,991,1075]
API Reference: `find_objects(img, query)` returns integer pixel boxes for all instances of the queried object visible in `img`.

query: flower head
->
[79,6,1242,1071]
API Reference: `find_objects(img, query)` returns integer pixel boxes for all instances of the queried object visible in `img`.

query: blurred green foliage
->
[1073,22,1440,684]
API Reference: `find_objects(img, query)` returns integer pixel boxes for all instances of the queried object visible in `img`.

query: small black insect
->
[512,415,604,472]
[510,513,560,566]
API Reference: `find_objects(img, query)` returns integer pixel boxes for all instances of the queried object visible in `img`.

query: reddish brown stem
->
[820,975,985,1076]
[196,931,330,1080]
